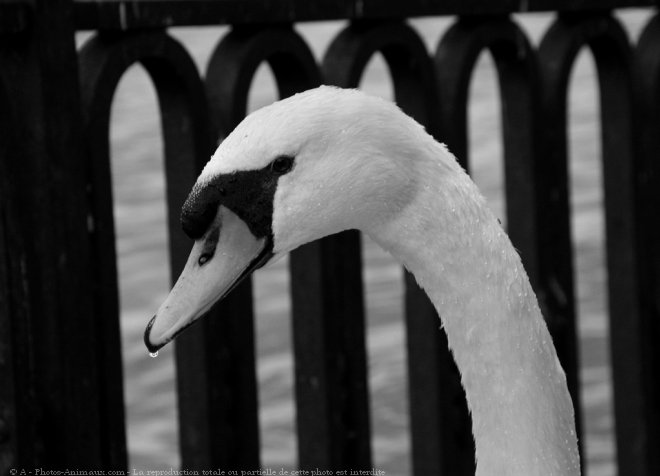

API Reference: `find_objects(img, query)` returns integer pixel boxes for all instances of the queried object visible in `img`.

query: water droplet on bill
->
[149,351,159,358]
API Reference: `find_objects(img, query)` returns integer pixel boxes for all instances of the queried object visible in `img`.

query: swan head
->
[145,86,437,351]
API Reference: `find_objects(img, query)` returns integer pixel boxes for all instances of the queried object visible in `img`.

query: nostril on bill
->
[198,253,212,266]
[198,225,221,266]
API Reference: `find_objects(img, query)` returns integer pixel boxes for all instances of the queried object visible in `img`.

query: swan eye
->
[270,155,294,175]
[198,253,213,266]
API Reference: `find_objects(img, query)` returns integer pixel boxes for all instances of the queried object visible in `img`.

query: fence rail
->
[1,0,659,475]
[72,0,656,29]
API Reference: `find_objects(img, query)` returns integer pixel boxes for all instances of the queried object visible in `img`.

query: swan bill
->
[144,206,272,352]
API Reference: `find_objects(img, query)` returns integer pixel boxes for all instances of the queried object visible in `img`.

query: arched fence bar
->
[1,1,659,475]
[538,14,644,474]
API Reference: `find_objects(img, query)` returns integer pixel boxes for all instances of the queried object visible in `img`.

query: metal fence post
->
[0,0,123,469]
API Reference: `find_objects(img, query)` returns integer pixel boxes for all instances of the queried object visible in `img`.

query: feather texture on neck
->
[366,131,580,476]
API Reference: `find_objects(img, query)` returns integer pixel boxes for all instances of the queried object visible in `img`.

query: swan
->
[144,86,580,476]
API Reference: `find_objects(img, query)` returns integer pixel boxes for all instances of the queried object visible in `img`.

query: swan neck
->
[367,142,580,476]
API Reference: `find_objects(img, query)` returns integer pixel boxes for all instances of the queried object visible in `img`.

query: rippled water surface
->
[85,9,653,475]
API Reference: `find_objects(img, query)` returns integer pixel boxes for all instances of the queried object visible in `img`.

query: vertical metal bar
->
[539,13,650,475]
[0,73,18,474]
[80,30,213,469]
[176,283,261,470]
[633,15,660,475]
[0,0,108,468]
[79,34,129,469]
[205,26,323,470]
[536,19,588,465]
[594,30,645,476]
[289,231,370,471]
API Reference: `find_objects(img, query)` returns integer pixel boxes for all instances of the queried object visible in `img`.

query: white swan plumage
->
[145,85,580,476]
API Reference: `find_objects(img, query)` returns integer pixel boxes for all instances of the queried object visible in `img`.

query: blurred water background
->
[80,9,653,476]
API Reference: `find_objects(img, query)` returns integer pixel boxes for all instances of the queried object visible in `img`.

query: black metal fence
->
[1,1,659,475]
